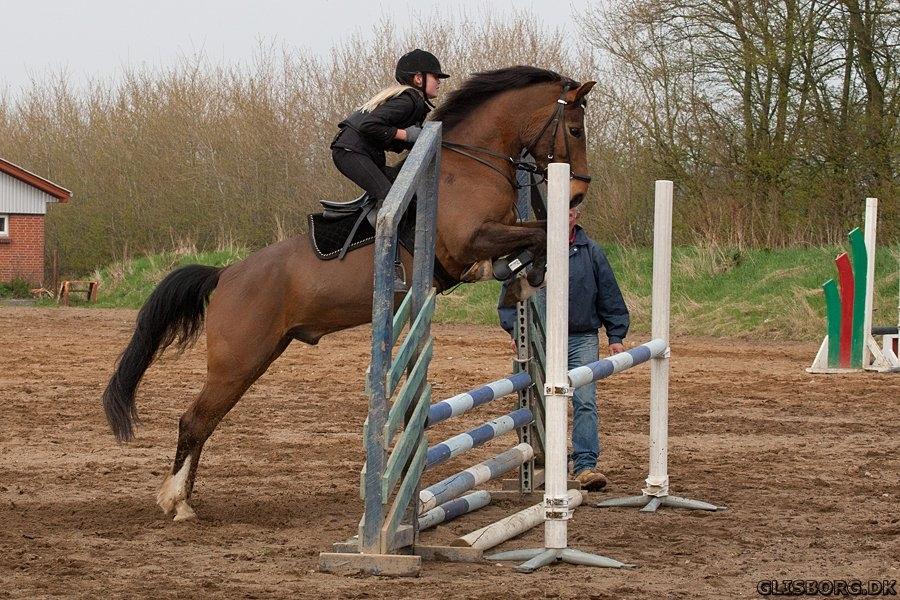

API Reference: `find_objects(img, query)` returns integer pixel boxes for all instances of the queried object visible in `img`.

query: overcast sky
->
[1,0,588,98]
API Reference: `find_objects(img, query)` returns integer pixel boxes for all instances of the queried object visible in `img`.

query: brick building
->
[0,158,71,285]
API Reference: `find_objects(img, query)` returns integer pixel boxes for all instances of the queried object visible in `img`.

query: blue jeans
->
[569,332,600,473]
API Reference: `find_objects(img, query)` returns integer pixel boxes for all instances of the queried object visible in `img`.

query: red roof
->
[0,157,71,203]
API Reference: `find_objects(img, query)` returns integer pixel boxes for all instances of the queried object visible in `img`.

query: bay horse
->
[102,66,595,521]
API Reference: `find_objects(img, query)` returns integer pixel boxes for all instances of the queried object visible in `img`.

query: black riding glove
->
[404,126,422,145]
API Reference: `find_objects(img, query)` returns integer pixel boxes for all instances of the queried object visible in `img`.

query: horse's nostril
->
[570,194,584,208]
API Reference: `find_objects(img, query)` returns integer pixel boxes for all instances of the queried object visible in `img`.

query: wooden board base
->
[318,552,421,577]
[414,544,484,563]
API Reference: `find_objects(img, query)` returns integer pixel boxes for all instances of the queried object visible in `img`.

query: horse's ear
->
[566,81,596,105]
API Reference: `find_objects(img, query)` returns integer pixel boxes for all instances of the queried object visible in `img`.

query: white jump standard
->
[595,180,720,513]
[488,170,720,573]
[487,163,632,573]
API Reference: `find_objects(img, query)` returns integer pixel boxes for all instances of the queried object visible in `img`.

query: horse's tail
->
[103,264,223,442]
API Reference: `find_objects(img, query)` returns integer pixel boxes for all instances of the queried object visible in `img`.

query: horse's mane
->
[429,66,578,132]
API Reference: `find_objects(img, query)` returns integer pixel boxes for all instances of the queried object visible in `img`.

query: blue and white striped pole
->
[567,339,668,389]
[418,443,534,513]
[417,490,492,531]
[426,372,532,427]
[425,408,534,470]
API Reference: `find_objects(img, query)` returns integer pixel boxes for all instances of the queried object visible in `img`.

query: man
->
[499,205,630,491]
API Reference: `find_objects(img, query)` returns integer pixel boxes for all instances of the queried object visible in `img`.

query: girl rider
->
[331,49,449,291]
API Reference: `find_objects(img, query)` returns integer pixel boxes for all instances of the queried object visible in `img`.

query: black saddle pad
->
[308,208,416,261]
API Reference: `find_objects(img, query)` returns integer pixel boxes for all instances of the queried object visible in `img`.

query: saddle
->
[308,193,417,262]
[320,192,375,220]
[308,194,458,290]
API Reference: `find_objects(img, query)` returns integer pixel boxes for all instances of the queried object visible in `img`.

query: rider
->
[331,49,449,291]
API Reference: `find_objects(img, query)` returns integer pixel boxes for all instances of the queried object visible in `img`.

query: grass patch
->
[433,280,505,325]
[62,242,898,342]
[0,278,32,298]
[87,244,248,308]
[433,243,899,342]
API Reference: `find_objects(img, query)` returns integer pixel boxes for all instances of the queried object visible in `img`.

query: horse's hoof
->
[526,266,546,287]
[173,500,197,522]
[157,455,192,517]
[460,260,493,282]
[500,277,540,307]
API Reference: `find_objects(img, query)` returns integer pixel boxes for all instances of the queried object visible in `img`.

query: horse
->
[102,66,595,522]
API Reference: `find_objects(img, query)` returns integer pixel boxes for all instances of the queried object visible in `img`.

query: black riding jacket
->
[332,88,431,166]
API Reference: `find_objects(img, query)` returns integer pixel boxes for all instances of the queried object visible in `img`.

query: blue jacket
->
[498,226,630,343]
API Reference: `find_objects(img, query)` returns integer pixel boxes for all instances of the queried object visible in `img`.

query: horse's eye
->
[569,127,582,138]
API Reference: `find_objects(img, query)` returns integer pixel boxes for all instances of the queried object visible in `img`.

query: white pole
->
[863,198,878,368]
[488,165,640,568]
[544,162,571,549]
[644,180,672,497]
[456,490,583,551]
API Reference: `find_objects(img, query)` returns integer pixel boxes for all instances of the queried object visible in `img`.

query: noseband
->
[440,83,592,190]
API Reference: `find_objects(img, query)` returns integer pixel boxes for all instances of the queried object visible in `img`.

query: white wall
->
[0,172,55,215]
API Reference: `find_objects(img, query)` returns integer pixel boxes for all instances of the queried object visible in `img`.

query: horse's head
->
[523,80,596,208]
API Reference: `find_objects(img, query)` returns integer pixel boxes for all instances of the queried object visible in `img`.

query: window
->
[0,214,7,236]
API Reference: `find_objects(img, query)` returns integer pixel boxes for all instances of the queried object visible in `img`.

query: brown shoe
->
[574,469,608,491]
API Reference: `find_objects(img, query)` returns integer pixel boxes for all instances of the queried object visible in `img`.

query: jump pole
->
[453,489,583,551]
[595,181,719,512]
[418,490,492,531]
[486,163,632,572]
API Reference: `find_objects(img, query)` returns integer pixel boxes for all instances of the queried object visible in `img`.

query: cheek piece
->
[441,82,592,190]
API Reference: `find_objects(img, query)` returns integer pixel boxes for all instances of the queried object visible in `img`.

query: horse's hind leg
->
[157,335,291,521]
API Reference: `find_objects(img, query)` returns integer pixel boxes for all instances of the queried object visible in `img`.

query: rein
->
[439,83,592,190]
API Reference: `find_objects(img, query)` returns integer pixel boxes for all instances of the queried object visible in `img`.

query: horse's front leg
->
[513,220,549,284]
[457,221,546,284]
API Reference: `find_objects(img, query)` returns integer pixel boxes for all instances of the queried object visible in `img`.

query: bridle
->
[440,83,592,190]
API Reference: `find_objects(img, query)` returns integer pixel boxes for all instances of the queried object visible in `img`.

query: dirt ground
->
[0,307,897,599]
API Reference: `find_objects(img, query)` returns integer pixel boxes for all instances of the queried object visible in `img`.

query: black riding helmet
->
[395,49,450,87]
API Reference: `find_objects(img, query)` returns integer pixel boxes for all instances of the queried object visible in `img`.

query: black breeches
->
[332,148,398,201]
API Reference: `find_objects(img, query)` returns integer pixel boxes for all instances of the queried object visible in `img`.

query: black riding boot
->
[394,256,408,294]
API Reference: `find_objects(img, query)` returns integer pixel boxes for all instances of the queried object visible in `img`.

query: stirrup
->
[394,261,408,293]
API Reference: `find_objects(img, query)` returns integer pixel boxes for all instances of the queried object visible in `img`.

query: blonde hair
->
[359,84,418,113]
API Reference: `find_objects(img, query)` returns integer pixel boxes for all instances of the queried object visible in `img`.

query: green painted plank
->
[387,291,436,397]
[381,385,431,498]
[530,296,547,342]
[384,339,433,446]
[382,439,428,549]
[530,323,546,370]
[848,228,867,368]
[391,289,414,347]
[530,318,546,350]
[530,368,546,454]
[823,279,841,368]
